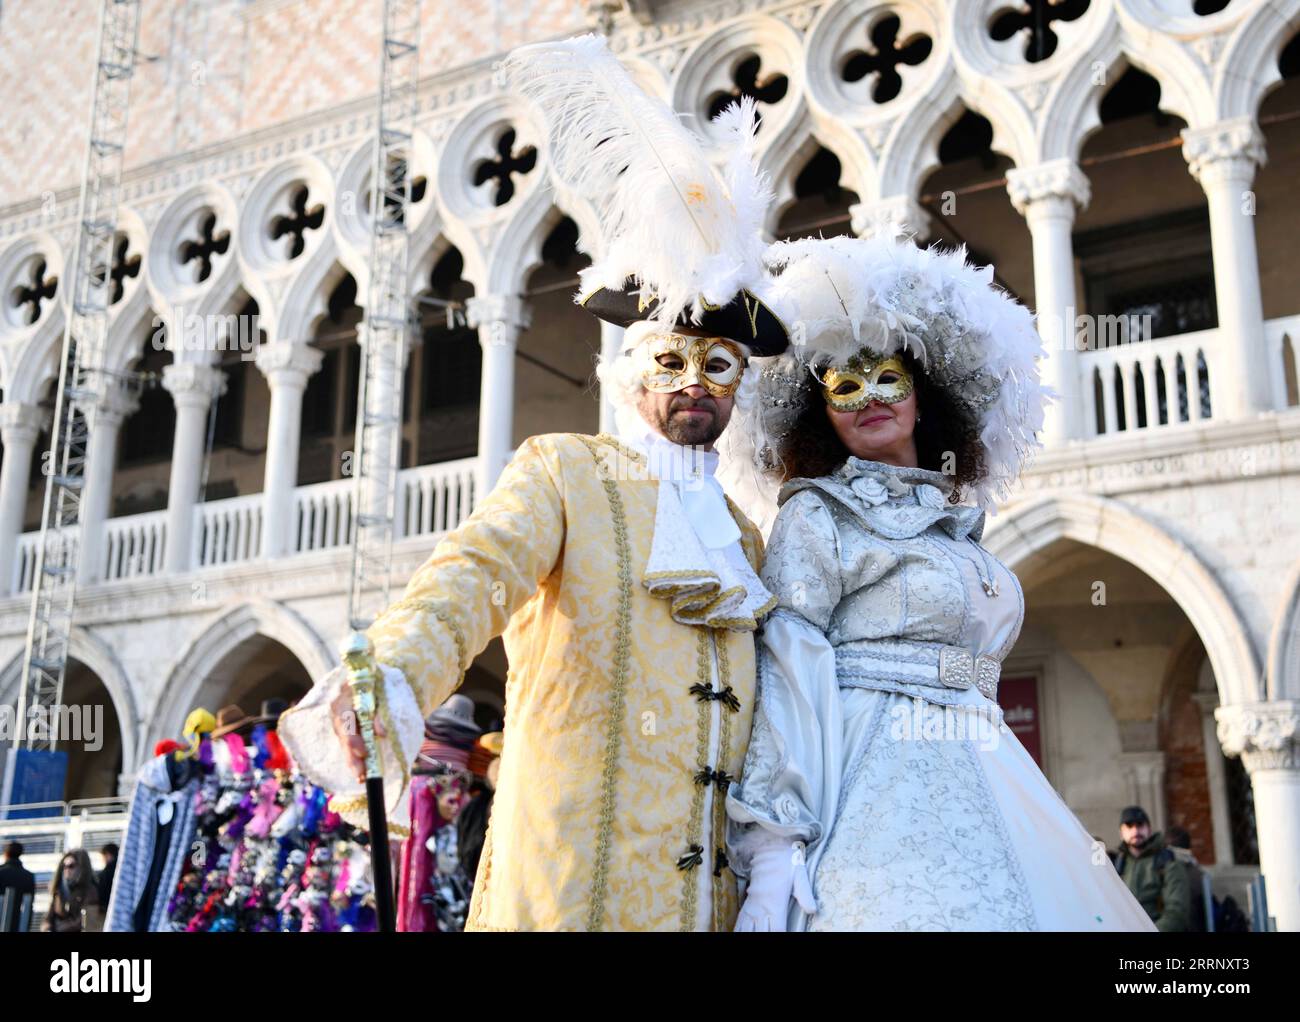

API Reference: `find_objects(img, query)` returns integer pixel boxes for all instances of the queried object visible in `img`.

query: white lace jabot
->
[618,416,775,631]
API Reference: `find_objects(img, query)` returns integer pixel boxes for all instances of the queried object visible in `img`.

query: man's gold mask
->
[816,350,914,412]
[638,333,746,398]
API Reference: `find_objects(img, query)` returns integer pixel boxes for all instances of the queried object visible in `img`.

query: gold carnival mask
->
[638,332,746,398]
[816,350,914,412]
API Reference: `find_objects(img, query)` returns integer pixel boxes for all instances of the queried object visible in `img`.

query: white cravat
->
[616,414,773,630]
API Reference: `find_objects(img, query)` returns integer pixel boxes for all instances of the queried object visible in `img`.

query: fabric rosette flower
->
[915,483,948,509]
[849,473,891,506]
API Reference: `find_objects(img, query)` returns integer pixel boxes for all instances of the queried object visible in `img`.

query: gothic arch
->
[1212,0,1300,121]
[985,492,1262,708]
[484,189,574,297]
[764,120,872,234]
[5,309,64,405]
[0,625,141,773]
[1267,557,1300,702]
[877,70,1031,199]
[149,599,332,750]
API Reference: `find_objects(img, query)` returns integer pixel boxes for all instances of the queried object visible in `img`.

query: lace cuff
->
[278,662,425,833]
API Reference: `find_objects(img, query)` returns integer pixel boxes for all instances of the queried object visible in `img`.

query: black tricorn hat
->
[579,277,790,356]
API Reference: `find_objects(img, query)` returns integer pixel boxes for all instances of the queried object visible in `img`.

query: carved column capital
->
[850,195,933,242]
[1182,117,1267,188]
[162,362,228,410]
[0,401,48,446]
[1006,158,1091,218]
[76,377,140,430]
[1216,701,1300,772]
[255,341,324,391]
[465,294,531,343]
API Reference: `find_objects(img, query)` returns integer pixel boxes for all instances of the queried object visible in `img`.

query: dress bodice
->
[762,457,1024,703]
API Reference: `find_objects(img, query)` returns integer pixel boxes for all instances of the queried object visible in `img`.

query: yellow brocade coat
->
[366,432,767,931]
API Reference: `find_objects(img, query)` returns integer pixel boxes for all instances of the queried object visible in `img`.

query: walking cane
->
[341,631,396,933]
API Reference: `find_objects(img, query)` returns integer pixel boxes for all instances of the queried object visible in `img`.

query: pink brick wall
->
[0,0,588,207]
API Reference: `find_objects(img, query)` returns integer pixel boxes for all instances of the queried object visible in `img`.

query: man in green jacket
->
[1111,806,1191,932]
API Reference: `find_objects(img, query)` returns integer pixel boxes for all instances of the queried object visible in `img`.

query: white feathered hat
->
[719,232,1056,522]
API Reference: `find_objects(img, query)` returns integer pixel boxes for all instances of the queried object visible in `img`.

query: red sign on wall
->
[998,674,1042,768]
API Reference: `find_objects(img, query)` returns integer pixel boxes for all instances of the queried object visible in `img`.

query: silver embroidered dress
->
[726,456,1154,932]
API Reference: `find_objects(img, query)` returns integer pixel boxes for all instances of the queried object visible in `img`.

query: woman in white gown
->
[720,235,1155,932]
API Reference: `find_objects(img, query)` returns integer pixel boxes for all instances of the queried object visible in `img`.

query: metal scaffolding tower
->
[347,0,422,630]
[12,0,143,760]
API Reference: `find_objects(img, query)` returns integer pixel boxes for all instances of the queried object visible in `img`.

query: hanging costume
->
[395,696,482,932]
[104,752,200,932]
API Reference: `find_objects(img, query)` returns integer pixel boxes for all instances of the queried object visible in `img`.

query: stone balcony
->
[9,456,477,596]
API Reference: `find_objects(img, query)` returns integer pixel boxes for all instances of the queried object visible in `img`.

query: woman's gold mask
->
[816,350,914,412]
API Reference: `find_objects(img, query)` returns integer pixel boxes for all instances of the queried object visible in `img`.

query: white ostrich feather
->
[502,34,773,328]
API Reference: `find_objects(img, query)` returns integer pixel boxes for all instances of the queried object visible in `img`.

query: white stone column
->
[1182,118,1272,418]
[161,363,227,573]
[1217,701,1300,931]
[255,342,323,559]
[1118,750,1167,832]
[598,320,625,435]
[0,402,46,594]
[77,381,140,585]
[466,295,530,496]
[1007,159,1091,445]
[850,195,933,242]
[1192,688,1235,866]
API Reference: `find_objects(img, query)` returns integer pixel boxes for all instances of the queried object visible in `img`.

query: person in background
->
[0,841,36,932]
[1111,806,1190,932]
[42,848,103,933]
[1165,826,1209,932]
[96,842,118,909]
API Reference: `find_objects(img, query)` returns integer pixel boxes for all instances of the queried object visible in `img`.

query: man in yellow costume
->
[280,36,792,930]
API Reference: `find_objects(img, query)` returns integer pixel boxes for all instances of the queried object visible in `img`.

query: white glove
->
[734,835,817,932]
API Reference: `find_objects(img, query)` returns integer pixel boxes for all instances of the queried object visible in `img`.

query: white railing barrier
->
[294,476,354,553]
[1265,314,1300,410]
[10,457,482,591]
[102,510,167,581]
[13,530,41,594]
[195,492,263,568]
[1080,327,1220,436]
[398,457,477,539]
[0,798,129,932]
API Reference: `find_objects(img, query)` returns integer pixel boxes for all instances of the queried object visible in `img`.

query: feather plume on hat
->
[501,34,775,332]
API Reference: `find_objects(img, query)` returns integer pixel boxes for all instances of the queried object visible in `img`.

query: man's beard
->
[648,394,724,446]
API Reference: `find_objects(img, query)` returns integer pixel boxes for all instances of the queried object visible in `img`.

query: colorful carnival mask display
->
[637,332,747,398]
[163,728,378,933]
[815,350,914,412]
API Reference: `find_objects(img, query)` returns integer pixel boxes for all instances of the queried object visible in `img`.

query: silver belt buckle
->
[938,646,1001,701]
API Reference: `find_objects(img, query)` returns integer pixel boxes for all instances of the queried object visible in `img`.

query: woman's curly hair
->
[775,350,987,504]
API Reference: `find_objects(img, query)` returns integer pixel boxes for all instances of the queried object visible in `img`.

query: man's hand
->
[329,677,387,785]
